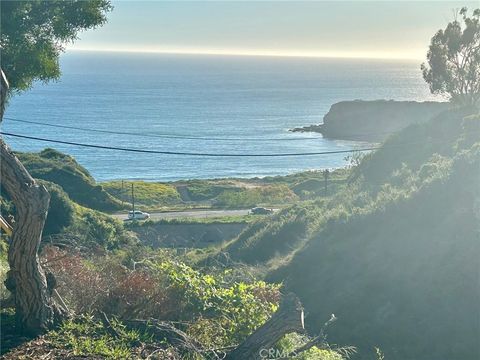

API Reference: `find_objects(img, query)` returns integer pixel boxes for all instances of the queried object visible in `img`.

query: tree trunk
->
[226,293,305,360]
[1,69,66,335]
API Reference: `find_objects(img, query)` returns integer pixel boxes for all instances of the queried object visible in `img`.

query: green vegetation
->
[103,180,182,209]
[39,180,75,236]
[216,109,480,359]
[2,3,479,359]
[179,170,349,205]
[2,248,346,358]
[273,145,479,359]
[106,173,347,212]
[1,147,346,255]
[126,214,257,227]
[351,107,475,186]
[178,179,234,201]
[4,247,269,357]
[8,149,346,217]
[220,200,328,264]
[223,107,477,265]
[48,315,151,359]
[4,312,347,359]
[68,205,133,250]
[159,260,279,345]
[0,241,9,302]
[215,184,297,208]
[18,148,123,212]
[102,179,316,211]
[1,178,77,238]
[421,7,480,107]
[276,333,351,360]
[3,110,477,359]
[1,179,131,251]
[1,246,344,359]
[0,0,112,93]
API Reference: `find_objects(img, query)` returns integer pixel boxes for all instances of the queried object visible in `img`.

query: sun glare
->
[70,46,423,61]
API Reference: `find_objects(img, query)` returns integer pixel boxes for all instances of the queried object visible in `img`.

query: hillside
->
[271,146,480,359]
[17,148,124,212]
[220,108,480,359]
[223,107,476,263]
[292,100,449,141]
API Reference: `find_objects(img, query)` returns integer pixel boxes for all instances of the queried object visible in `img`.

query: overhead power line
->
[3,116,396,141]
[0,131,380,157]
[3,117,321,142]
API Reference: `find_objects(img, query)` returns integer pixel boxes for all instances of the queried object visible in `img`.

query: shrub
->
[157,260,280,345]
[43,247,280,347]
[65,208,133,250]
[39,180,75,236]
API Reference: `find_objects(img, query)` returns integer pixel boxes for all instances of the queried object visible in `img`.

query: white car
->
[128,210,150,220]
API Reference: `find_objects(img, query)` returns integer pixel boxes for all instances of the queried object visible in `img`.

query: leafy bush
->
[39,180,75,236]
[158,260,280,345]
[63,206,134,250]
[43,247,280,347]
[80,212,119,247]
[351,107,473,187]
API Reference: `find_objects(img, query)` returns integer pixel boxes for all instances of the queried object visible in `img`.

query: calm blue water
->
[2,52,439,181]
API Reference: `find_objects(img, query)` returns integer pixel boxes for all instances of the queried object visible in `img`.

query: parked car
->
[250,207,273,215]
[128,210,150,220]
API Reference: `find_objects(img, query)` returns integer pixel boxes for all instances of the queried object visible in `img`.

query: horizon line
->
[68,47,424,61]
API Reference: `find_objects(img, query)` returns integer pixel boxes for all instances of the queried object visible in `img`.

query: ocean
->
[1,51,440,182]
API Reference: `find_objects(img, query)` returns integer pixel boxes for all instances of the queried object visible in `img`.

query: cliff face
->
[316,100,449,141]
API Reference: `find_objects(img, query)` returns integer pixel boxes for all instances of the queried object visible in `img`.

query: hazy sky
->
[70,1,479,59]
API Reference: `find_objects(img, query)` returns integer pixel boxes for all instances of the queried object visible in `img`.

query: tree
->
[421,7,480,108]
[1,0,112,93]
[0,0,112,335]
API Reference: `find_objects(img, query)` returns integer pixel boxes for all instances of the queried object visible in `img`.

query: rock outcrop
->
[292,100,450,141]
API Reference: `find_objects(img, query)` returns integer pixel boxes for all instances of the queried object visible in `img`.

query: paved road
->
[111,209,252,221]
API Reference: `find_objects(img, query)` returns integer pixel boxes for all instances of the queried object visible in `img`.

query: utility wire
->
[3,134,24,147]
[3,117,323,142]
[0,131,380,157]
[3,116,397,141]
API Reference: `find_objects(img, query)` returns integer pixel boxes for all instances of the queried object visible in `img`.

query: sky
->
[69,1,480,60]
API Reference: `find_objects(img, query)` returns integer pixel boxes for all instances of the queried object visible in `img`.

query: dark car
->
[250,207,273,215]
